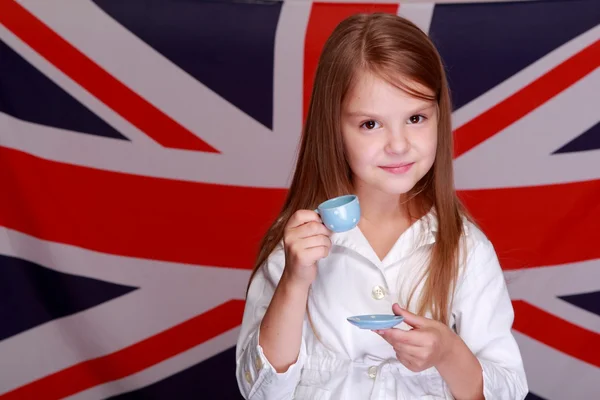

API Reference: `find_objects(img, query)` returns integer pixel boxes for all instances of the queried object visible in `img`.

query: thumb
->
[392,303,427,328]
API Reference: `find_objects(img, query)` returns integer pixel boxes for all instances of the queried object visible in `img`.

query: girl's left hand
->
[375,303,458,372]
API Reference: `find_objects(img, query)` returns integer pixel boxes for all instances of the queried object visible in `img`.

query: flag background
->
[0,0,598,399]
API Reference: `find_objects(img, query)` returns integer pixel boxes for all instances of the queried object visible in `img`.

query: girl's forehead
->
[344,71,435,110]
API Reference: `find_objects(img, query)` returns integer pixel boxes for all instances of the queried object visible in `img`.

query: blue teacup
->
[315,195,360,233]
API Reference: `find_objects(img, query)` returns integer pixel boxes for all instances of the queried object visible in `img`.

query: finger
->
[287,210,322,229]
[375,328,415,346]
[393,343,422,358]
[396,352,426,372]
[301,234,332,250]
[303,244,331,261]
[396,351,418,364]
[392,303,428,329]
[294,221,332,239]
[377,327,433,349]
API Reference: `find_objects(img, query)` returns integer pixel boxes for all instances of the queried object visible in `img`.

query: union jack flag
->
[0,0,598,399]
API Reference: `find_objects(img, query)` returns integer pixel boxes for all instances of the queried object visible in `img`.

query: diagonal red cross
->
[0,0,219,153]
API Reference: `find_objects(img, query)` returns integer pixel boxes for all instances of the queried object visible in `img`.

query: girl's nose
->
[385,128,409,155]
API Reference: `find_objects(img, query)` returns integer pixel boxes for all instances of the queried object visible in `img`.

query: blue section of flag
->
[0,40,127,140]
[0,254,138,341]
[525,393,548,400]
[93,0,282,130]
[559,290,600,317]
[428,0,600,110]
[553,122,600,154]
[107,347,243,400]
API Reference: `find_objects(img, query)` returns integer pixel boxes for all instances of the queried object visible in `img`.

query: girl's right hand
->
[281,210,333,288]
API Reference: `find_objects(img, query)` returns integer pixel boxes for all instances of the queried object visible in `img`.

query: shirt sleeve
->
[451,236,529,400]
[235,245,306,399]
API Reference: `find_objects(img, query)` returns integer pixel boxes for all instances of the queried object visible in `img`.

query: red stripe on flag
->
[0,300,245,400]
[0,147,287,269]
[454,39,600,157]
[458,179,600,270]
[304,2,400,120]
[513,300,600,368]
[0,0,218,153]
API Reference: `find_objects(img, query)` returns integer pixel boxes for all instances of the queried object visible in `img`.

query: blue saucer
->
[347,314,404,330]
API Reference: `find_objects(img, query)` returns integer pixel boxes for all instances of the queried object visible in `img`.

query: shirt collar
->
[330,208,439,268]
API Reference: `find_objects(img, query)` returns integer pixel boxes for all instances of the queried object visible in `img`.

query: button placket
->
[255,355,263,371]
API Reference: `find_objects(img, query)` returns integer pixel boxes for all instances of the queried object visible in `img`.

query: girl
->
[236,13,528,400]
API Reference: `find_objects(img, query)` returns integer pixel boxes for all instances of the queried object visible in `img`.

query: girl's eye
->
[408,115,427,124]
[360,120,380,130]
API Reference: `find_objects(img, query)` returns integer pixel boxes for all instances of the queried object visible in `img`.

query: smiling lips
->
[379,162,415,174]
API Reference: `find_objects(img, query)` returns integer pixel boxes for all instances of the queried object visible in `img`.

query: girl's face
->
[341,70,438,197]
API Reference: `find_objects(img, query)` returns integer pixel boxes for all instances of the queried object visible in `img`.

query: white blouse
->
[236,211,528,399]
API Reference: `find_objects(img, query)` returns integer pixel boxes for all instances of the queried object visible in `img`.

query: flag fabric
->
[0,0,598,399]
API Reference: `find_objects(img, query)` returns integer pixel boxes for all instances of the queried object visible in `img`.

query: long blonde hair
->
[248,13,469,324]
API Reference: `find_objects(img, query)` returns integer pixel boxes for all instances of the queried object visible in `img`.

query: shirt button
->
[255,356,263,370]
[372,285,386,300]
[245,370,253,384]
[368,366,377,379]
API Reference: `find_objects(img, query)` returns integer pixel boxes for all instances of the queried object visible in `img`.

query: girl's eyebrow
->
[344,103,436,119]
[344,110,385,119]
